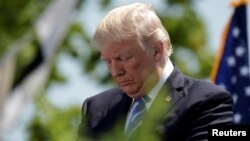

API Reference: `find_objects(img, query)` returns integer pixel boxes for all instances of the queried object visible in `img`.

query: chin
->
[123,90,143,99]
[120,86,144,98]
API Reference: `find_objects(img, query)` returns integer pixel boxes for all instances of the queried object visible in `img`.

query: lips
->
[118,81,132,86]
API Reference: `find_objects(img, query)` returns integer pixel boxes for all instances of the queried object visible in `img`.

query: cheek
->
[127,61,153,79]
[127,61,143,73]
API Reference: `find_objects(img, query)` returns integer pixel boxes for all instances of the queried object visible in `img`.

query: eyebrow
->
[100,52,132,61]
[100,53,118,60]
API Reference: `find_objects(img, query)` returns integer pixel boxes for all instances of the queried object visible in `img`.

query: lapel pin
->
[165,96,172,102]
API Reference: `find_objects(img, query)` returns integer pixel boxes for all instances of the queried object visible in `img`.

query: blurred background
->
[0,0,234,140]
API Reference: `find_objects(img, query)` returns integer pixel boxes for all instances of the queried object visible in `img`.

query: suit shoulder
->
[83,88,123,109]
[184,76,230,96]
[85,87,122,103]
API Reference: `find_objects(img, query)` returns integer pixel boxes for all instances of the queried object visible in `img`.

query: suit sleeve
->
[186,90,234,141]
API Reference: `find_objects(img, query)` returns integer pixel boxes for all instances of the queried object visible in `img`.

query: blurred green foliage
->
[12,38,43,88]
[28,93,81,141]
[0,0,85,141]
[0,0,51,88]
[0,0,50,57]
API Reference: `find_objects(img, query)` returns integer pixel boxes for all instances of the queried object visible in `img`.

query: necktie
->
[125,97,147,136]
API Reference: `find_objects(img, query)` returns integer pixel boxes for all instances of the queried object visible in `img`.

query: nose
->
[109,61,125,77]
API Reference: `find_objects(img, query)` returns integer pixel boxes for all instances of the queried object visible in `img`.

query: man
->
[78,3,233,141]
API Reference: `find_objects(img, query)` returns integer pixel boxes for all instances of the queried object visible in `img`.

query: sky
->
[3,0,234,141]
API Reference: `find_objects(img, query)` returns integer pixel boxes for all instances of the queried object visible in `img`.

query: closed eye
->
[118,54,132,61]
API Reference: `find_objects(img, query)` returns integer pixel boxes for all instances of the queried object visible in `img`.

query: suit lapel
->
[151,67,186,116]
[89,88,132,132]
[165,66,186,112]
[108,91,132,115]
[106,90,132,128]
[134,67,186,135]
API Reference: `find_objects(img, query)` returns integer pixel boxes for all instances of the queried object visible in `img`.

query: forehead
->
[100,39,143,58]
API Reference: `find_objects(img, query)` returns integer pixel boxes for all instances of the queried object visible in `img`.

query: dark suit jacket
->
[78,67,233,141]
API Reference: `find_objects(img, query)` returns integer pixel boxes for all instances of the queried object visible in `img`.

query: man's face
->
[100,39,160,98]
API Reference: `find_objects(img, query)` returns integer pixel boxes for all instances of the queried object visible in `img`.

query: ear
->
[154,41,164,62]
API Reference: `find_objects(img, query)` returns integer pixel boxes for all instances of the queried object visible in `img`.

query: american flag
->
[211,2,250,125]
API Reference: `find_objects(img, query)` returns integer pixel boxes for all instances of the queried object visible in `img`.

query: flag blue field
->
[211,2,250,125]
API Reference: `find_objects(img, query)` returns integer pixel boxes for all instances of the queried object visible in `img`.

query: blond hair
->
[93,2,173,57]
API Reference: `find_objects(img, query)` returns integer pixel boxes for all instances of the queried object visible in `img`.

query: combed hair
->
[93,2,173,56]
